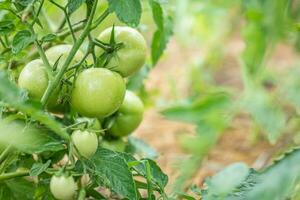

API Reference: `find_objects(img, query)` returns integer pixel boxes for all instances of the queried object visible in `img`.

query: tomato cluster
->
[17,26,146,199]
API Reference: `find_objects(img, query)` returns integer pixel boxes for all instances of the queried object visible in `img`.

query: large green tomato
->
[108,90,144,137]
[45,44,84,69]
[97,26,147,77]
[71,68,126,118]
[50,175,77,200]
[71,130,98,158]
[18,59,58,107]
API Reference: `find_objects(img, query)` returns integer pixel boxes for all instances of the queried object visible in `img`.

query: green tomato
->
[97,26,147,77]
[50,175,77,200]
[108,90,144,137]
[45,44,84,69]
[71,130,98,158]
[18,59,58,107]
[71,68,126,118]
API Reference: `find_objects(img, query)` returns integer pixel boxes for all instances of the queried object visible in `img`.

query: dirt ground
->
[133,36,297,191]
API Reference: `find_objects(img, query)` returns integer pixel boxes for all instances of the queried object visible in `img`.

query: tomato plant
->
[0,0,173,199]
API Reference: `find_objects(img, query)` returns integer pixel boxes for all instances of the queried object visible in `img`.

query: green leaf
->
[0,20,15,35]
[90,148,137,200]
[149,0,164,30]
[67,0,86,14]
[0,120,64,154]
[107,0,142,27]
[135,159,168,189]
[0,71,70,140]
[0,178,35,200]
[203,149,300,200]
[127,136,158,159]
[149,0,173,65]
[29,160,51,176]
[243,85,286,144]
[151,16,173,65]
[41,34,57,42]
[12,30,35,54]
[202,163,250,200]
[162,92,232,135]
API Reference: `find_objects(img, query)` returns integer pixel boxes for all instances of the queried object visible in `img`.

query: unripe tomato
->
[18,59,58,107]
[45,44,84,69]
[71,68,126,118]
[108,90,144,137]
[50,175,77,200]
[18,59,48,100]
[71,130,98,158]
[96,26,147,77]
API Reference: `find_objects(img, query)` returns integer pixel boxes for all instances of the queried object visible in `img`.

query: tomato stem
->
[0,170,29,181]
[41,0,100,107]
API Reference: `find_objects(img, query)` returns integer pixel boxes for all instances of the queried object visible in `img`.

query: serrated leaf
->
[67,0,85,14]
[203,149,300,200]
[90,148,137,200]
[41,34,57,42]
[29,160,51,176]
[107,0,142,27]
[202,163,250,200]
[12,30,35,54]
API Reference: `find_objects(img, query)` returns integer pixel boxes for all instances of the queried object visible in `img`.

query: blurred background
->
[129,0,300,195]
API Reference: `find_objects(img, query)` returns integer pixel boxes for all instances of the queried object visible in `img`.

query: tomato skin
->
[45,44,84,69]
[18,59,58,107]
[71,68,126,118]
[97,26,147,77]
[108,90,144,137]
[71,130,98,158]
[50,175,77,200]
[18,59,48,100]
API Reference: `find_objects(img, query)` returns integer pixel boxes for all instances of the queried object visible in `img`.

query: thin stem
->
[49,0,76,42]
[0,37,7,48]
[0,145,12,164]
[145,161,153,200]
[77,188,86,200]
[0,170,29,181]
[28,26,53,78]
[31,0,44,26]
[41,0,99,106]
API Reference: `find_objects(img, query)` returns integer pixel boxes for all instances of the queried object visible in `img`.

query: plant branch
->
[28,26,53,78]
[49,0,76,42]
[0,170,29,182]
[0,145,12,164]
[41,0,99,107]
